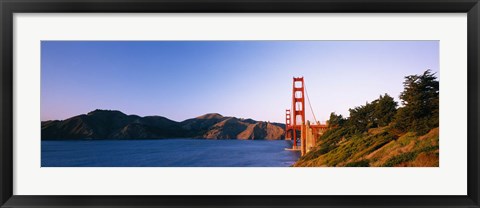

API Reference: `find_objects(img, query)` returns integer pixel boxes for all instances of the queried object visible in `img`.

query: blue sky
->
[41,41,439,123]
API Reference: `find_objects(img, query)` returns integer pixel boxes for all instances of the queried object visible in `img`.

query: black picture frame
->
[1,0,479,207]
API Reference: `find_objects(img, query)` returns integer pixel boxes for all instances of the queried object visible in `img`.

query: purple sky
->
[41,41,439,123]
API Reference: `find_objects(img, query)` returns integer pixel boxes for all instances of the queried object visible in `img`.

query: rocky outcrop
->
[203,117,249,139]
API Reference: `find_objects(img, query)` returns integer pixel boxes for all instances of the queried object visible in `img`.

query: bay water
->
[41,139,300,167]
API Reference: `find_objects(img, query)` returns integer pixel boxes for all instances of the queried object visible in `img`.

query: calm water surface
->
[41,139,300,167]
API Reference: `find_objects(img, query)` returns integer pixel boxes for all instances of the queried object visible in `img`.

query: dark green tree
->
[328,112,346,127]
[373,93,398,127]
[394,69,439,134]
[344,94,397,134]
[348,101,376,133]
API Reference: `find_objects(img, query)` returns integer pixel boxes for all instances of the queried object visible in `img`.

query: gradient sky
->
[41,41,439,123]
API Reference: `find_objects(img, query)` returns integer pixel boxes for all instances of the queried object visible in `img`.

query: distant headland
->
[41,110,285,140]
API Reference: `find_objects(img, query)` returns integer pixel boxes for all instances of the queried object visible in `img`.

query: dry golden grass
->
[408,151,439,167]
[294,127,439,167]
[367,126,388,135]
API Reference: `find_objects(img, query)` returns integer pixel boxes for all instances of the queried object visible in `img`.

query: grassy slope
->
[293,127,439,167]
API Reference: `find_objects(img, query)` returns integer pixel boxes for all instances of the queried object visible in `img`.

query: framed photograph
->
[1,0,479,207]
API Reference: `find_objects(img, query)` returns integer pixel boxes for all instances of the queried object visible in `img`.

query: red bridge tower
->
[285,77,305,149]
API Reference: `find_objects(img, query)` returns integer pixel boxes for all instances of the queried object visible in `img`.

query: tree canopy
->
[326,69,438,137]
[394,69,439,134]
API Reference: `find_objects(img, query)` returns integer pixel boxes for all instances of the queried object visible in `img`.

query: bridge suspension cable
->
[304,81,318,124]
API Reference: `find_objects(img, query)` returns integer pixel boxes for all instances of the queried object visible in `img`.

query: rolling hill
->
[41,110,285,140]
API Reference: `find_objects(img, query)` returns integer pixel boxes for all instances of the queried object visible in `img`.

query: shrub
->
[346,160,370,167]
[382,152,417,167]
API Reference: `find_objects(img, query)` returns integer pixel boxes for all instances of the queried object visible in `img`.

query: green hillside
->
[294,127,438,167]
[294,70,439,167]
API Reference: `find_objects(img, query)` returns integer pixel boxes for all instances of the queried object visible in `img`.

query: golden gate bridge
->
[285,77,328,156]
